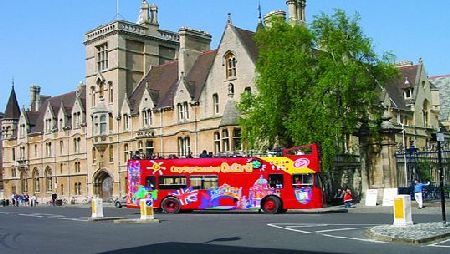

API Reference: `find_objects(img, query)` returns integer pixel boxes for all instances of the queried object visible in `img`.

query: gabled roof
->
[219,99,240,127]
[4,86,21,120]
[32,86,86,134]
[186,50,217,101]
[233,26,259,63]
[130,61,179,113]
[386,64,421,111]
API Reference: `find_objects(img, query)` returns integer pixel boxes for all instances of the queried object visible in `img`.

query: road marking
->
[18,213,43,218]
[315,228,357,233]
[267,224,283,229]
[0,212,11,214]
[58,217,88,222]
[350,237,386,244]
[285,228,312,234]
[427,239,450,248]
[321,234,348,239]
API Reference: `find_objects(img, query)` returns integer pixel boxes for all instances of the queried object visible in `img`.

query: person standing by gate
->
[414,179,430,209]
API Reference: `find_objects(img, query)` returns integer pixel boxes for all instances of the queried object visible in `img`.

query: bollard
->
[140,198,154,220]
[393,195,413,226]
[91,198,104,218]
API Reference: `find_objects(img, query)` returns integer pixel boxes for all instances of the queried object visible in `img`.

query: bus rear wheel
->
[161,197,181,214]
[262,196,281,214]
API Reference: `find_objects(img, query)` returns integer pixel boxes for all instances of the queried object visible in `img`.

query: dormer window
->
[59,118,64,131]
[404,88,413,99]
[123,114,130,131]
[19,124,26,138]
[45,118,53,133]
[225,52,237,79]
[177,102,189,121]
[142,109,152,127]
[73,112,81,129]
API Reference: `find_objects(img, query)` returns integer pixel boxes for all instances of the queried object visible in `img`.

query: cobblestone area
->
[369,222,450,243]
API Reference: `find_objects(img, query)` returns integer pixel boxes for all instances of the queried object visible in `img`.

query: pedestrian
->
[413,179,430,209]
[343,188,353,208]
[11,193,16,206]
[200,150,208,158]
[333,188,344,205]
[30,194,37,207]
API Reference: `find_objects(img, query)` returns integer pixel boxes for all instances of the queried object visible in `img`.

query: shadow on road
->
[98,241,343,254]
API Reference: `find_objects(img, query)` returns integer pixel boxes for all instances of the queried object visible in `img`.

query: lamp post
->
[400,123,408,186]
[436,130,447,225]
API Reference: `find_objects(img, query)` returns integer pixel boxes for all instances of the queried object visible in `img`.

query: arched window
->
[45,167,53,192]
[33,168,40,193]
[212,94,219,114]
[224,52,237,79]
[228,83,235,97]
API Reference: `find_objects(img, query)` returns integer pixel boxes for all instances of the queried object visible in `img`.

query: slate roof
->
[219,100,240,127]
[32,86,86,134]
[129,50,217,113]
[386,64,421,111]
[233,26,258,63]
[4,86,21,120]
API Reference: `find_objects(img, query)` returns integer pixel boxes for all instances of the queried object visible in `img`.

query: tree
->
[239,10,398,171]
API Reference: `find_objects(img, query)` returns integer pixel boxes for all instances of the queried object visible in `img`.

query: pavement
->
[349,200,450,244]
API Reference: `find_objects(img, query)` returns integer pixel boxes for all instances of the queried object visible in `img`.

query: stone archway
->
[93,169,113,201]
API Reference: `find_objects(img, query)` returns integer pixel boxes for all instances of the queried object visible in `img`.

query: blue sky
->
[1,0,449,112]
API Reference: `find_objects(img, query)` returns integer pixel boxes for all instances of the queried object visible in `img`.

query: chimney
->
[138,0,150,25]
[298,0,306,23]
[286,0,298,23]
[178,27,211,78]
[264,10,286,28]
[150,4,159,26]
[30,85,41,111]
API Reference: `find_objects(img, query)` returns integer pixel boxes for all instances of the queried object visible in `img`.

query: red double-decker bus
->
[126,143,323,213]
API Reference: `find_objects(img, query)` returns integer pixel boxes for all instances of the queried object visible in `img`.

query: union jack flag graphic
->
[171,187,199,206]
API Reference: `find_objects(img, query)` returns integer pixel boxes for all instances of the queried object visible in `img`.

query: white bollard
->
[140,198,154,220]
[91,198,104,218]
[393,195,413,226]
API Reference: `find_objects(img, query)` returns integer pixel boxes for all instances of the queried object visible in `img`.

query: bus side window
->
[292,174,313,188]
[159,176,187,190]
[145,176,155,189]
[190,175,218,190]
[268,174,283,189]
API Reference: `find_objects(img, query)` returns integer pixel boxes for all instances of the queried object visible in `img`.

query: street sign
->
[437,132,445,142]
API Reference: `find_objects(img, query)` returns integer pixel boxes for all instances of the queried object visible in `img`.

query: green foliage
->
[238,10,399,171]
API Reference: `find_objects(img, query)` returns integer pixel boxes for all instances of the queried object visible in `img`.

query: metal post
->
[436,133,447,225]
[401,124,408,186]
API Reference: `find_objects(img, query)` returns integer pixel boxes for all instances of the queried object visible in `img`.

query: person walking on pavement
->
[413,179,430,209]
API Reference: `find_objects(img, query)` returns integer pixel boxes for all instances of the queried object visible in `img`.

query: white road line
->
[321,234,348,239]
[286,224,328,228]
[427,239,450,248]
[58,218,88,222]
[267,224,283,229]
[18,213,43,218]
[285,228,312,234]
[0,212,11,214]
[350,237,386,244]
[315,227,357,233]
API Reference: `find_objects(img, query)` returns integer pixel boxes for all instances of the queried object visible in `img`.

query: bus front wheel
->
[262,196,281,214]
[161,197,181,214]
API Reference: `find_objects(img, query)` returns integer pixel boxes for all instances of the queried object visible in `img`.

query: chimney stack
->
[178,27,211,78]
[30,85,41,111]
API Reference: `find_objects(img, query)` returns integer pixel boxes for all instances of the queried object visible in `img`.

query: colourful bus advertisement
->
[127,143,323,213]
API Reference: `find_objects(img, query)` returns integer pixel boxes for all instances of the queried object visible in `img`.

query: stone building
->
[1,0,307,202]
[1,0,442,202]
[0,111,4,191]
[429,74,450,131]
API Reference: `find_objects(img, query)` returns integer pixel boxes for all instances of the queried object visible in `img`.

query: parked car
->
[113,196,127,208]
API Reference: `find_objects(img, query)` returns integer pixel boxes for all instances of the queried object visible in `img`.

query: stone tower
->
[83,1,180,196]
[286,0,306,24]
[1,85,21,140]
